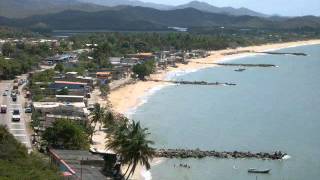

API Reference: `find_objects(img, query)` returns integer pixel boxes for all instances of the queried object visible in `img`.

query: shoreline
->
[92,39,320,180]
[108,39,320,116]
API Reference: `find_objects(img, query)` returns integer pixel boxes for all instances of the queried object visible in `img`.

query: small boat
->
[248,168,271,174]
[234,68,246,72]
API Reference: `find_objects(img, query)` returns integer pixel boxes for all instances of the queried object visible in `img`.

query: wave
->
[141,169,152,180]
[165,69,203,80]
[124,84,173,118]
[282,154,291,160]
[140,158,165,180]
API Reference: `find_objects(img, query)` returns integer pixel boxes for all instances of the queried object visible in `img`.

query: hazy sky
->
[141,0,320,16]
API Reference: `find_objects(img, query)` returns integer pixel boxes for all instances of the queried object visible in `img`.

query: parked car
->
[25,107,32,113]
[0,105,7,113]
[2,92,7,96]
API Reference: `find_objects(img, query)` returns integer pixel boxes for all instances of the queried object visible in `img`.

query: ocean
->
[132,44,320,180]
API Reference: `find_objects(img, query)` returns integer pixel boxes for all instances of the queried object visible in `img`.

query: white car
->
[12,109,21,122]
[2,92,7,96]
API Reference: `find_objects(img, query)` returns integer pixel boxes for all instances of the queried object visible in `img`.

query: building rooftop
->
[66,72,78,75]
[49,149,106,180]
[46,114,84,120]
[96,72,112,75]
[55,95,84,98]
[76,76,93,80]
[33,102,86,109]
[54,81,87,85]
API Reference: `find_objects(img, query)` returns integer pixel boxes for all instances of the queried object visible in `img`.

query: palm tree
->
[89,103,105,142]
[105,119,155,180]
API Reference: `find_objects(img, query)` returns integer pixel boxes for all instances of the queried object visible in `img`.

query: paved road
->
[0,77,32,152]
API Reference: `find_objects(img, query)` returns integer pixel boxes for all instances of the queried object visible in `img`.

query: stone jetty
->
[256,51,307,56]
[148,79,236,86]
[155,149,287,160]
[194,62,276,67]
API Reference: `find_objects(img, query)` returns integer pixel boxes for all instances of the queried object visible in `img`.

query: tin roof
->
[55,81,87,85]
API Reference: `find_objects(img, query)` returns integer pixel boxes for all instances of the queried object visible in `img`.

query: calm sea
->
[132,44,320,180]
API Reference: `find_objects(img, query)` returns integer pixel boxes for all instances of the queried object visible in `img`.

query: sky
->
[141,0,320,16]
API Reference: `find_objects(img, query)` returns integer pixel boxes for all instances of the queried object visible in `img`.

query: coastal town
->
[0,36,214,179]
[1,0,320,179]
[1,34,319,179]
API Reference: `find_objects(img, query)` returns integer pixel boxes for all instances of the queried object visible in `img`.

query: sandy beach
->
[108,39,320,115]
[91,39,320,180]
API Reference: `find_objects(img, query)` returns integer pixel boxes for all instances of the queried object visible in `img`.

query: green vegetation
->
[0,125,60,179]
[28,69,55,101]
[54,63,64,73]
[70,33,250,54]
[99,83,110,97]
[104,112,155,179]
[57,87,69,95]
[88,103,105,141]
[132,60,156,80]
[85,104,155,179]
[42,119,89,150]
[0,26,36,39]
[0,41,54,80]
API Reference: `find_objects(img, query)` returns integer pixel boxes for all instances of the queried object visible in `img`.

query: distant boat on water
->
[234,68,246,72]
[248,168,271,174]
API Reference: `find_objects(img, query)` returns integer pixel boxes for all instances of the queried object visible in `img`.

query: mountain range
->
[0,0,268,18]
[1,6,319,31]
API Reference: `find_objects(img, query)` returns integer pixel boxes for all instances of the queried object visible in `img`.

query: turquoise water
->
[132,45,320,180]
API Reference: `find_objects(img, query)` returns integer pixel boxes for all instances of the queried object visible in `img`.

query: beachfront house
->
[190,50,209,58]
[96,72,112,85]
[96,66,131,82]
[49,149,117,179]
[111,65,132,80]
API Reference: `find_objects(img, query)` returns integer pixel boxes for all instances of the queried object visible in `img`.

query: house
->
[50,81,89,96]
[44,53,77,66]
[55,73,94,87]
[55,95,85,103]
[125,52,155,61]
[120,57,140,66]
[111,65,132,80]
[75,76,94,87]
[54,72,94,87]
[32,101,89,128]
[109,57,122,65]
[96,72,112,84]
[191,50,209,58]
[44,114,87,128]
[65,72,78,79]
[49,149,116,180]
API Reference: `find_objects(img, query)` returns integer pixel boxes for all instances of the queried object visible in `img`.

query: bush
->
[0,125,60,179]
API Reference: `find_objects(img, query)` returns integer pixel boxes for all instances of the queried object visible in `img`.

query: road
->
[0,76,32,152]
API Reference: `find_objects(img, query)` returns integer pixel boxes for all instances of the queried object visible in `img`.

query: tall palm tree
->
[106,119,155,180]
[89,103,105,142]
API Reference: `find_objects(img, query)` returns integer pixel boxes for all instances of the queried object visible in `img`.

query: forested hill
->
[0,6,320,31]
